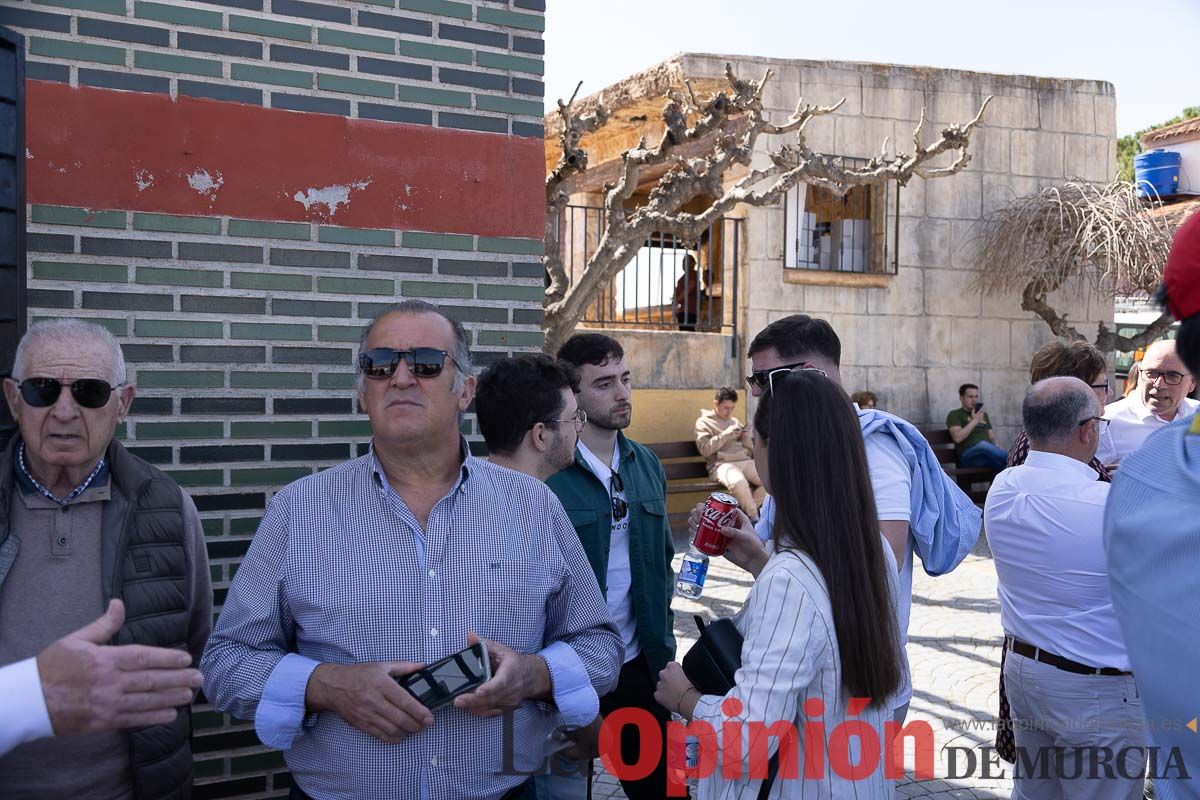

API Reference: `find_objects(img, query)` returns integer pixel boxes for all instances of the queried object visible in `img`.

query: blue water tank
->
[1134,149,1182,198]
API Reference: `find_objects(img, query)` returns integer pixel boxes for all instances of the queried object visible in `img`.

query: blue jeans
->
[530,758,588,799]
[959,440,1008,471]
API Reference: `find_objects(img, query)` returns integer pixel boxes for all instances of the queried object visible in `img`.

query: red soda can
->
[693,492,739,556]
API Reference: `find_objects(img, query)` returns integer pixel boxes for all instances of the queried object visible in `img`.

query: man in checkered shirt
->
[201,301,623,800]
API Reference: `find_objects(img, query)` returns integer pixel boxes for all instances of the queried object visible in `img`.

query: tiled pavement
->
[589,534,1014,798]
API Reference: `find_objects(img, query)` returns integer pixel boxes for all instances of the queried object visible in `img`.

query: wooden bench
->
[919,427,997,504]
[645,440,721,543]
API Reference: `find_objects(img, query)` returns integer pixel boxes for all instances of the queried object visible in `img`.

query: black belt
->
[1006,637,1132,677]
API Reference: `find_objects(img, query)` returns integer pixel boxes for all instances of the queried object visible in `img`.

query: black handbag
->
[681,615,778,799]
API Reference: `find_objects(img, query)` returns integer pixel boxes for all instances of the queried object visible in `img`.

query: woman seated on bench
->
[694,386,766,521]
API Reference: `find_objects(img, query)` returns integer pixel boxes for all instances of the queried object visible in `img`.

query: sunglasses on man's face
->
[358,347,452,380]
[17,377,122,409]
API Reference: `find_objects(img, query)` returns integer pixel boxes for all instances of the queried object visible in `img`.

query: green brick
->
[136,421,224,439]
[32,261,126,283]
[32,205,125,229]
[477,330,545,347]
[30,37,125,65]
[477,50,542,76]
[232,421,311,438]
[477,237,544,255]
[475,94,544,117]
[229,516,262,535]
[317,276,394,296]
[136,371,224,389]
[396,40,471,65]
[317,28,394,55]
[231,467,311,486]
[34,316,126,335]
[135,1,222,29]
[317,227,394,247]
[401,280,472,299]
[317,73,394,99]
[399,0,470,19]
[318,373,356,389]
[193,758,225,780]
[231,322,312,341]
[193,710,225,730]
[115,421,128,440]
[476,6,544,31]
[166,469,225,488]
[135,319,223,338]
[201,519,224,537]
[133,212,221,235]
[231,62,311,89]
[395,85,471,108]
[402,231,473,251]
[230,750,289,772]
[229,15,311,42]
[136,267,223,288]
[229,219,311,241]
[317,325,362,343]
[231,371,312,389]
[360,0,394,5]
[33,0,126,14]
[135,50,222,77]
[319,420,373,437]
[231,272,311,292]
[478,283,544,302]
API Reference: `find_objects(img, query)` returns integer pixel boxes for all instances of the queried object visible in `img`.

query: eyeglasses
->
[746,362,829,393]
[546,408,587,432]
[610,470,627,522]
[358,347,453,380]
[1078,416,1111,433]
[1089,382,1111,397]
[1142,369,1187,386]
[17,377,123,409]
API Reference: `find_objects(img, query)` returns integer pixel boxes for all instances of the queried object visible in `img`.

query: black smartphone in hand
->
[397,641,491,710]
[974,402,984,412]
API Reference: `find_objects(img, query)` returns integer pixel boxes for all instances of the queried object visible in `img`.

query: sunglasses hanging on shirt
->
[610,470,628,522]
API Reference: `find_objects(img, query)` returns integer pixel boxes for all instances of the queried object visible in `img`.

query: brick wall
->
[2,1,546,796]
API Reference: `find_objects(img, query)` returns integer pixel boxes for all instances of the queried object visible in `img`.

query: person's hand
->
[971,408,986,424]
[653,662,697,716]
[561,714,603,761]
[454,633,551,718]
[720,509,769,577]
[37,599,204,736]
[305,660,432,744]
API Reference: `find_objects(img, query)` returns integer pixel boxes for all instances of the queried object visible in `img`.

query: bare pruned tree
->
[972,180,1176,352]
[542,63,992,354]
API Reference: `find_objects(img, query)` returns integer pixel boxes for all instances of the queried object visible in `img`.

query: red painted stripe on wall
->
[25,80,545,239]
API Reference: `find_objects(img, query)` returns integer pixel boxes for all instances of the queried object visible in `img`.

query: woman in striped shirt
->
[655,369,902,798]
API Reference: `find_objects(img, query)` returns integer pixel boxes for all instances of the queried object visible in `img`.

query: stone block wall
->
[2,1,545,796]
[682,54,1116,445]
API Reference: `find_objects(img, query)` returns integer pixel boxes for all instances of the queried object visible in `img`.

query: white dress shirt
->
[0,657,52,757]
[984,450,1129,670]
[1097,394,1199,465]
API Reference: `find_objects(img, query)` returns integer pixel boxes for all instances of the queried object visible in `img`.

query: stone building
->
[550,53,1116,448]
[0,1,544,796]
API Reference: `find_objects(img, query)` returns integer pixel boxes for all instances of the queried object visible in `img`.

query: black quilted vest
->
[0,436,194,800]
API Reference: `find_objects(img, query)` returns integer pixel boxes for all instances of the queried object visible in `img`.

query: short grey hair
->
[356,300,474,393]
[12,319,127,385]
[1023,376,1097,446]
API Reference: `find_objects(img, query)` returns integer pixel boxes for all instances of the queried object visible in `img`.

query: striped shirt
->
[200,448,622,800]
[692,549,895,799]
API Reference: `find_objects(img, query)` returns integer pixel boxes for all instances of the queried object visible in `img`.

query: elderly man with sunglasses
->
[0,319,211,798]
[1096,339,1198,466]
[201,301,622,800]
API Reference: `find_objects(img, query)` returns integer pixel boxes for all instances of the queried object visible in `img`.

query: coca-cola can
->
[693,492,739,556]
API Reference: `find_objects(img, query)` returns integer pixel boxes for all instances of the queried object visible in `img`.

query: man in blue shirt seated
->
[201,301,623,800]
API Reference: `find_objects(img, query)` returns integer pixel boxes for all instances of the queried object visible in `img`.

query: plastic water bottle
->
[675,546,709,598]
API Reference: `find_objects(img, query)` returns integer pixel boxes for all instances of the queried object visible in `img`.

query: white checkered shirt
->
[201,448,622,800]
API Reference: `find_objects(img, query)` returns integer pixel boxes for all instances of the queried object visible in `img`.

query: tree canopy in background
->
[1117,106,1200,182]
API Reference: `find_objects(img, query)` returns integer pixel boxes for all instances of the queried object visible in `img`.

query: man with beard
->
[1096,338,1197,465]
[548,334,676,800]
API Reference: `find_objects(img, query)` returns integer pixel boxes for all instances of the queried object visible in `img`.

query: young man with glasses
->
[1096,338,1198,466]
[202,302,622,800]
[548,333,677,800]
[986,378,1144,798]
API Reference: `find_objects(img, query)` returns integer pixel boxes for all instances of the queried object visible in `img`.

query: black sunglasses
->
[358,347,452,380]
[17,377,122,409]
[746,361,807,391]
[610,470,627,522]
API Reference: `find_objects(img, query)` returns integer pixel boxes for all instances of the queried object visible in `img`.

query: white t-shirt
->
[577,440,641,663]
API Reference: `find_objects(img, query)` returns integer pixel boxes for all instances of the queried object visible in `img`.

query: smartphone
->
[974,402,984,412]
[397,641,491,710]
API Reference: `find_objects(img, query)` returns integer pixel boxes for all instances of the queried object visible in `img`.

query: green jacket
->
[546,432,677,677]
